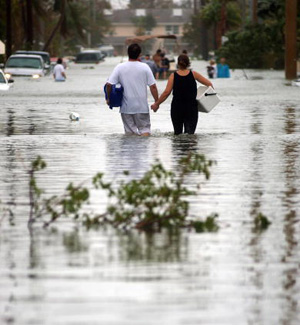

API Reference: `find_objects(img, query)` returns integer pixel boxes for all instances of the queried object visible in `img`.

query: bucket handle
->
[205,92,218,96]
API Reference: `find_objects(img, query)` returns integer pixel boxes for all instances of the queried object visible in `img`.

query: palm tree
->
[201,0,241,48]
[43,0,66,51]
[43,0,111,53]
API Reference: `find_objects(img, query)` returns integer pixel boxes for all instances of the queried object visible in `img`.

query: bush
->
[27,153,218,233]
[216,23,284,69]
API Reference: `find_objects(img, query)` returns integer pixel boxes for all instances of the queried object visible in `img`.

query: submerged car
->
[75,50,105,64]
[0,69,14,91]
[4,54,45,79]
[14,50,51,72]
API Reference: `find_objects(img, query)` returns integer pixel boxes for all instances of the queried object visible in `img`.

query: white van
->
[4,54,45,79]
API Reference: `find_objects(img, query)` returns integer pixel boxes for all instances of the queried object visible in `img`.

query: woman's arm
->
[193,71,213,88]
[151,73,174,112]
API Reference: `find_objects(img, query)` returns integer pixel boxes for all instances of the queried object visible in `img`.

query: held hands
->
[151,102,159,112]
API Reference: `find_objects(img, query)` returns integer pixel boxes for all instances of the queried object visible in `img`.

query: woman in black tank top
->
[151,55,213,135]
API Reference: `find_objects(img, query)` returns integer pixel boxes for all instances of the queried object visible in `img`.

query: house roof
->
[105,8,193,25]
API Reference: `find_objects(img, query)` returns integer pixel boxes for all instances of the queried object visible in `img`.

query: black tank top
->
[172,70,197,101]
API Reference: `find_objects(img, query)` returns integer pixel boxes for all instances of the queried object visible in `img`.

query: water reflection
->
[6,109,15,136]
[1,60,300,325]
[117,229,188,263]
[29,228,42,270]
[63,229,88,253]
[280,106,299,324]
[105,135,152,178]
[171,134,199,156]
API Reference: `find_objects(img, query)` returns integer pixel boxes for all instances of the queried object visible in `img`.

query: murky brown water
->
[0,58,300,324]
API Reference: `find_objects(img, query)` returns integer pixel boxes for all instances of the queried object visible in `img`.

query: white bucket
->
[197,86,220,113]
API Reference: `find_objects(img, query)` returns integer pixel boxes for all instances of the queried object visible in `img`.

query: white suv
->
[4,54,45,79]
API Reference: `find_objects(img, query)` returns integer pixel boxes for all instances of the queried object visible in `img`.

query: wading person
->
[151,54,213,135]
[105,43,158,136]
[217,57,230,78]
[153,49,162,79]
[53,58,66,82]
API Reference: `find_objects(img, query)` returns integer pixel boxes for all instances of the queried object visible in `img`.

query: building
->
[103,8,193,55]
[0,41,5,55]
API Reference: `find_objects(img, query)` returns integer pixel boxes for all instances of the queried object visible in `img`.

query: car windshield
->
[6,57,42,69]
[0,73,5,83]
[40,55,50,65]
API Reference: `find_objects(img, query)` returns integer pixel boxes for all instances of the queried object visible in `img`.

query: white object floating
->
[69,112,80,121]
[197,86,221,113]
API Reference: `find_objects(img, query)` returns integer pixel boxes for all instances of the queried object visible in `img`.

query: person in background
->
[217,57,230,78]
[53,58,66,81]
[160,52,170,79]
[151,54,213,135]
[153,49,162,79]
[105,43,158,136]
[141,54,157,77]
[207,59,217,79]
[182,49,188,55]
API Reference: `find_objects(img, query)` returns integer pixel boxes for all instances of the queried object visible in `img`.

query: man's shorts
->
[121,113,151,135]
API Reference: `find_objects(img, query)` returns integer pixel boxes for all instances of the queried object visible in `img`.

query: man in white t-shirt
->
[105,43,158,136]
[53,58,66,82]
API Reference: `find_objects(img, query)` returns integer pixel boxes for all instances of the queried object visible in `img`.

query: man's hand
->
[151,103,159,112]
[105,83,112,106]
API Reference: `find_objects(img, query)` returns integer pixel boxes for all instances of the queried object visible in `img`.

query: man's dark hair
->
[57,58,62,64]
[128,43,141,60]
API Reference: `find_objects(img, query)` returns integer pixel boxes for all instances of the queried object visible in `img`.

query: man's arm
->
[149,84,158,102]
[151,73,174,112]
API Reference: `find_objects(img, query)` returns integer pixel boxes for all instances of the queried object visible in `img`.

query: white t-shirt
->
[53,64,65,81]
[108,61,156,114]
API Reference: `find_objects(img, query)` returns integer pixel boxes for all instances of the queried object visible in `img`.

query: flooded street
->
[0,58,300,324]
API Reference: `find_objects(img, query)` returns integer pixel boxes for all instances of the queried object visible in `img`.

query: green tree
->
[200,0,241,48]
[183,12,203,55]
[216,0,300,69]
[43,0,111,53]
[183,0,241,54]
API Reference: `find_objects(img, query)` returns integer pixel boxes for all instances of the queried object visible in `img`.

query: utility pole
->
[5,0,12,58]
[285,0,297,79]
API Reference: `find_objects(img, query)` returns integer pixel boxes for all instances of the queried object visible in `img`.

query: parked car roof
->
[7,54,45,60]
[14,50,51,65]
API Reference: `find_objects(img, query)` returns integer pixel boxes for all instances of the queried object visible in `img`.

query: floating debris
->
[69,112,80,121]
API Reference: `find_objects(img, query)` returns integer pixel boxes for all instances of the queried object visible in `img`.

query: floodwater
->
[0,58,300,325]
